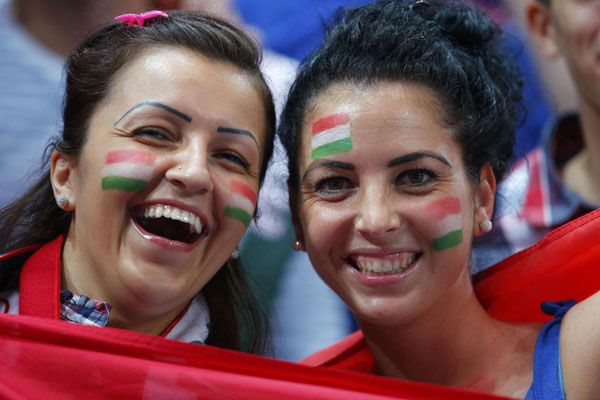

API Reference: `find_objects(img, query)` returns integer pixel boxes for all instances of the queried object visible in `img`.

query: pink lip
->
[129,198,210,252]
[135,199,209,227]
[131,217,202,252]
[347,257,420,287]
[347,247,419,257]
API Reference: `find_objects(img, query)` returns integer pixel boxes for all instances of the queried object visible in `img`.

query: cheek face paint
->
[224,180,257,227]
[426,197,463,251]
[101,150,155,192]
[311,113,352,160]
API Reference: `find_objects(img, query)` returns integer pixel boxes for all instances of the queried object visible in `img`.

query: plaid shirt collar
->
[60,290,111,327]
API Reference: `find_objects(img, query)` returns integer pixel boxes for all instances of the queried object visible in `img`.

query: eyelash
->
[132,127,172,142]
[313,175,354,198]
[396,168,438,187]
[311,168,438,198]
[216,151,251,171]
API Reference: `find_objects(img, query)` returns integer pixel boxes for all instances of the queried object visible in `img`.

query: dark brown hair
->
[0,11,275,354]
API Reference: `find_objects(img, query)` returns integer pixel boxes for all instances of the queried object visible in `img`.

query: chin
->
[348,295,424,328]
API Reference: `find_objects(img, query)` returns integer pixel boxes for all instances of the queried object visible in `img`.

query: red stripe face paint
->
[426,197,463,251]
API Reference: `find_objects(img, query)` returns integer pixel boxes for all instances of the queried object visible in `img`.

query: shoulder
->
[560,292,600,397]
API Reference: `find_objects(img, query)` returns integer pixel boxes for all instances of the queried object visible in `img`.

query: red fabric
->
[3,209,600,398]
[0,313,505,399]
[18,236,62,319]
[473,207,600,322]
[301,330,374,372]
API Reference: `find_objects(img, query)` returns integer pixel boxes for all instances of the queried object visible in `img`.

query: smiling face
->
[53,46,266,325]
[293,82,493,326]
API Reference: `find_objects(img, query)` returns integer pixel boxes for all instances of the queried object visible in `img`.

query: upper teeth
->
[142,205,202,234]
[354,255,416,275]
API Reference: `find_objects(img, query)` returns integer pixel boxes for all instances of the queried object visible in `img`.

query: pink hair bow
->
[114,10,168,27]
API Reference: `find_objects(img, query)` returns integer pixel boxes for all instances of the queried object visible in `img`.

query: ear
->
[50,150,77,211]
[526,1,561,60]
[473,163,496,237]
[288,180,305,250]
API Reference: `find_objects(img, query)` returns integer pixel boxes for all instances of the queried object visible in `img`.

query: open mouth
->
[132,204,205,244]
[347,253,422,275]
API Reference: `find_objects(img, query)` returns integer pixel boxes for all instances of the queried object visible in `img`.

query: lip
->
[345,248,421,287]
[129,199,210,252]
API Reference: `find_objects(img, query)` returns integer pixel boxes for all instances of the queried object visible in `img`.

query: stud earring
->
[57,195,68,208]
[231,247,240,260]
[480,219,493,233]
[292,240,304,251]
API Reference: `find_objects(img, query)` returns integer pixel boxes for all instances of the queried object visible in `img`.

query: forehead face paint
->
[224,179,257,227]
[101,150,155,192]
[426,197,463,251]
[311,113,352,160]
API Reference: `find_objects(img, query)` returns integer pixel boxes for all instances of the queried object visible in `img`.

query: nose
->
[355,185,402,238]
[165,142,214,194]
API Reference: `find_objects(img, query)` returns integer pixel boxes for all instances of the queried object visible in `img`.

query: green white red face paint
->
[101,150,155,192]
[224,180,257,227]
[311,113,352,160]
[427,197,463,251]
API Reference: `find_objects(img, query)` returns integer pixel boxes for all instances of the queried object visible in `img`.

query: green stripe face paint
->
[225,180,257,227]
[311,113,352,159]
[101,150,155,192]
[427,197,463,251]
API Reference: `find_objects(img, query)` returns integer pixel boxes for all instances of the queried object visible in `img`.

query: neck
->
[356,280,537,396]
[60,233,188,336]
[561,92,600,204]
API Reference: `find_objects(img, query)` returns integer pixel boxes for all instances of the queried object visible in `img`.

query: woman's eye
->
[132,127,171,141]
[315,176,353,196]
[396,169,436,186]
[216,151,250,171]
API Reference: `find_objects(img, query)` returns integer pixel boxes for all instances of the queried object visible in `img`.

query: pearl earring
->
[231,247,240,260]
[292,240,304,251]
[57,195,68,208]
[480,219,493,233]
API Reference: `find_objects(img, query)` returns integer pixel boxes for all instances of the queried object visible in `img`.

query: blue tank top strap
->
[524,300,576,400]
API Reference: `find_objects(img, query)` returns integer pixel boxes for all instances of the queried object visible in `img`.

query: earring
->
[480,219,493,233]
[57,195,68,208]
[292,240,304,251]
[231,247,240,260]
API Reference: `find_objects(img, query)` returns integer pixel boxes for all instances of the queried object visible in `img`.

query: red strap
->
[160,300,192,337]
[0,243,42,262]
[19,236,63,319]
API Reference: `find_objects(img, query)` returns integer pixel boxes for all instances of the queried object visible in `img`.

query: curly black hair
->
[278,0,524,198]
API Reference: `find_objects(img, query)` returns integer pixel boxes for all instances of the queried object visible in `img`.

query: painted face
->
[61,47,266,318]
[295,82,479,326]
[549,0,600,108]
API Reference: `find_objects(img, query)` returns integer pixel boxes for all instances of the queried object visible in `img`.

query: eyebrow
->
[388,152,451,168]
[114,101,192,125]
[302,160,354,182]
[217,126,260,151]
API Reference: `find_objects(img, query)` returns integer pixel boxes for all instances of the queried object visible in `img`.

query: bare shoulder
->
[560,292,600,399]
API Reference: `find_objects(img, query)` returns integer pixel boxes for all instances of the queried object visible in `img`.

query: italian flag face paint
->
[224,180,257,228]
[427,197,463,251]
[311,113,352,160]
[101,150,155,192]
